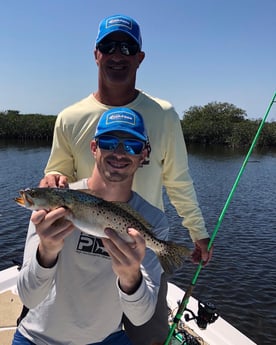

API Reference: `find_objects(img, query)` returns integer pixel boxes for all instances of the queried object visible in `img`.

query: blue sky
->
[1,0,275,120]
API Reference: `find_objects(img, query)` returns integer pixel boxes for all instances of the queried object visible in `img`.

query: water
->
[0,142,275,345]
[165,145,276,345]
[0,141,51,268]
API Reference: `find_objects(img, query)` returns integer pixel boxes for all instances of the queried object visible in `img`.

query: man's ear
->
[90,140,97,156]
[139,148,148,165]
[94,49,99,66]
[137,51,145,68]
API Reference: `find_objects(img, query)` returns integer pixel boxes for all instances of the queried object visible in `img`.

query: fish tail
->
[157,242,191,274]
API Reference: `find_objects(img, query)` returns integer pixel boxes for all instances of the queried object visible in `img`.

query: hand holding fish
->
[191,238,214,266]
[102,228,146,295]
[39,174,69,188]
[31,208,75,268]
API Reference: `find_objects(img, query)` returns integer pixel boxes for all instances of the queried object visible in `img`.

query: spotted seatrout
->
[15,188,191,273]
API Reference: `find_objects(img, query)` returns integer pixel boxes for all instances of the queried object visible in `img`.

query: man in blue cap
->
[14,108,174,345]
[40,14,213,345]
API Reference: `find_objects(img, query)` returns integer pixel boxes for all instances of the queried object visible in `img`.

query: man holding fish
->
[13,108,190,345]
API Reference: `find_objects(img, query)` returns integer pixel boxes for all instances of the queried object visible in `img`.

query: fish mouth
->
[15,196,25,205]
[15,190,34,208]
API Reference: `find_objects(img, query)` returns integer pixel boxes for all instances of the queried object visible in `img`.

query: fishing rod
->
[164,91,276,345]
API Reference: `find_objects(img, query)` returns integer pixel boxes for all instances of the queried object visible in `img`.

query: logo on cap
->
[106,112,136,126]
[106,17,133,30]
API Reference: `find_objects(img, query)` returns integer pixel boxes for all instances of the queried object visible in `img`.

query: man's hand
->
[39,174,69,188]
[31,208,74,268]
[191,237,213,266]
[102,228,146,294]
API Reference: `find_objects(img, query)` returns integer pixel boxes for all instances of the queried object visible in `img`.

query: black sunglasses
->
[96,40,140,56]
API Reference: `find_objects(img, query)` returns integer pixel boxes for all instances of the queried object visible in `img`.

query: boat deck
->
[0,289,207,345]
[0,266,256,345]
[0,289,22,345]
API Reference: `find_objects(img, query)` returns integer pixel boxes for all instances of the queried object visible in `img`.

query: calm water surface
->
[0,141,275,345]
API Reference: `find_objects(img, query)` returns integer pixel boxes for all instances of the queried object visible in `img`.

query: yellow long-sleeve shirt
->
[45,90,208,242]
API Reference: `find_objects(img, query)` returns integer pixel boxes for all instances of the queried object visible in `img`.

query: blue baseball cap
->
[95,14,142,49]
[94,108,148,141]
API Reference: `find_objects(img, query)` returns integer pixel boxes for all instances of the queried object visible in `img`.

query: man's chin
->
[105,172,126,182]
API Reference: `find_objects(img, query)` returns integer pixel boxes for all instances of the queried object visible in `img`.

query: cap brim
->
[95,128,147,141]
[96,28,140,47]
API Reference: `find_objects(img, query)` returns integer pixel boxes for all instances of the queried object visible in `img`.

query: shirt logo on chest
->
[76,233,110,258]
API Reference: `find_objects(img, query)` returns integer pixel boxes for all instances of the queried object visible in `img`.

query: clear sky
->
[1,0,275,120]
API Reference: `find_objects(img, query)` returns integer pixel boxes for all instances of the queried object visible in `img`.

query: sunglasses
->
[96,40,140,56]
[96,135,145,155]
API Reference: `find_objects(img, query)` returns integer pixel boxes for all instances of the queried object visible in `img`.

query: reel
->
[184,301,219,330]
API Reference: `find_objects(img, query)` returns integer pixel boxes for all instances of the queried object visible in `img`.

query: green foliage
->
[0,111,56,141]
[1,103,276,148]
[182,102,246,144]
[181,102,276,148]
[226,120,258,147]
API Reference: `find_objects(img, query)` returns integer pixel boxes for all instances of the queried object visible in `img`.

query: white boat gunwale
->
[0,265,256,345]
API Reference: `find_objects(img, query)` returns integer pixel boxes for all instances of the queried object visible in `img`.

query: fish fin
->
[77,190,153,229]
[157,242,191,274]
[110,201,154,230]
[76,189,154,232]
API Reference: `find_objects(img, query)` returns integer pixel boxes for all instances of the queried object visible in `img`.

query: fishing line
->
[164,91,276,345]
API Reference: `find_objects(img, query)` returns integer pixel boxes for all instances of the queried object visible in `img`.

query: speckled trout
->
[15,188,191,273]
